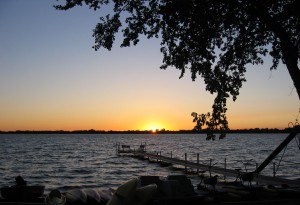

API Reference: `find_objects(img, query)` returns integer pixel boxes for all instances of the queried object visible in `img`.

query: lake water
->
[0,133,299,194]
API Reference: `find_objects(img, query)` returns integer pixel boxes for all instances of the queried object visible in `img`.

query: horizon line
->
[0,127,293,134]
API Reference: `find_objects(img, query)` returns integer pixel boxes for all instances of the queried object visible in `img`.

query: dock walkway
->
[116,143,300,187]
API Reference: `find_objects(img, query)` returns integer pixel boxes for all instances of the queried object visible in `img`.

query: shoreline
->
[0,128,293,135]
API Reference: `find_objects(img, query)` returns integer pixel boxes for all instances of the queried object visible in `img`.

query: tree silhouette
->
[55,0,300,137]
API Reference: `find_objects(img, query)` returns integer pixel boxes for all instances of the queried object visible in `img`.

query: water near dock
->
[0,133,299,194]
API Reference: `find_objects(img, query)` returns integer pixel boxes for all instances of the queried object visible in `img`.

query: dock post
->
[117,143,120,155]
[171,151,172,159]
[224,158,227,180]
[256,163,259,185]
[273,162,276,177]
[185,153,187,173]
[160,151,162,163]
[197,153,199,173]
[209,159,212,177]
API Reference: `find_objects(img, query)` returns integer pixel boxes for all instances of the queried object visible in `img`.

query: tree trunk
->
[280,43,300,101]
[254,2,300,101]
[277,26,300,100]
[275,17,300,100]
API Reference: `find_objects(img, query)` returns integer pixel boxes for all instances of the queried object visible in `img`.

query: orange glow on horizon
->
[143,123,164,132]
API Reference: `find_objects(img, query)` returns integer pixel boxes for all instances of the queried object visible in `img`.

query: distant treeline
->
[0,128,295,134]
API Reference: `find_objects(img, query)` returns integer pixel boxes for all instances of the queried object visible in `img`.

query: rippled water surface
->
[0,133,299,193]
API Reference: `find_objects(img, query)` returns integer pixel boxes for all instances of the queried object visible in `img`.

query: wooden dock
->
[116,144,300,187]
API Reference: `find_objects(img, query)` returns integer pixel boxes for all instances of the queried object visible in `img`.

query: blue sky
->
[0,0,299,131]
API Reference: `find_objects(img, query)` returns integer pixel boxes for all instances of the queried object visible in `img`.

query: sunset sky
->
[0,0,299,131]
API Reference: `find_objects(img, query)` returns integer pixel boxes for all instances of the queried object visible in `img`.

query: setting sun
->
[144,124,164,132]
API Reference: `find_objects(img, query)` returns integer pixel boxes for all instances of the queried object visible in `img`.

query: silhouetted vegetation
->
[0,128,293,134]
[54,0,300,136]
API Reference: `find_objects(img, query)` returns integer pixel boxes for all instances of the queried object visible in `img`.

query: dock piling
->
[197,153,199,173]
[185,153,187,173]
[209,159,212,177]
[160,151,162,163]
[224,158,227,180]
